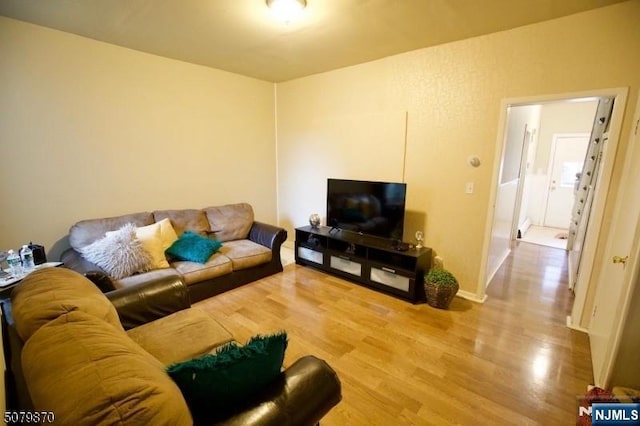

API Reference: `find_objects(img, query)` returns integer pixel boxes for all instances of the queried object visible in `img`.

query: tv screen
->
[327,179,407,240]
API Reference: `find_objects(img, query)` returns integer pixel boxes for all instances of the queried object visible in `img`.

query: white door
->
[543,134,590,228]
[589,94,640,387]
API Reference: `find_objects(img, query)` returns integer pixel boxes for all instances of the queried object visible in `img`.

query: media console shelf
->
[295,225,432,303]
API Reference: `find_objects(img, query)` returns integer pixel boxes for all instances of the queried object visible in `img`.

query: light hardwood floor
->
[196,241,592,425]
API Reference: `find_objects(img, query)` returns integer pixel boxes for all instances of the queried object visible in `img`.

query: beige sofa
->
[1,267,342,425]
[61,203,287,302]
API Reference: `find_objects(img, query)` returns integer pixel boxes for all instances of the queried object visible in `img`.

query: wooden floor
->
[196,241,592,425]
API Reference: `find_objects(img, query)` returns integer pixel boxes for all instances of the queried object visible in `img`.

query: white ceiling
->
[0,0,627,82]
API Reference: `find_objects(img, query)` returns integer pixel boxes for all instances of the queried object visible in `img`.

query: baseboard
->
[456,290,488,303]
[568,255,576,290]
[566,315,588,333]
[519,217,532,236]
[280,245,295,267]
[282,240,295,249]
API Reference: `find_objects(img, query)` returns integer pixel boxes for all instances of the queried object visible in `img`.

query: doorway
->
[544,134,590,229]
[519,132,591,249]
[480,88,628,318]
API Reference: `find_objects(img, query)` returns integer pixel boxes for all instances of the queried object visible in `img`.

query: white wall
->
[486,105,540,284]
[525,100,599,226]
[535,101,600,172]
[0,17,277,260]
[518,127,539,230]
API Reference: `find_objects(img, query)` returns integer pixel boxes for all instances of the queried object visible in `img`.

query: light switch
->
[466,182,474,194]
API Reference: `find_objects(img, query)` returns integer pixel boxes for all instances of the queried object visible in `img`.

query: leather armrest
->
[60,248,116,292]
[219,355,342,426]
[106,272,190,330]
[249,222,287,250]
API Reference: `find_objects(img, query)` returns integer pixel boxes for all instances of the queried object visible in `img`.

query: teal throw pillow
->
[167,332,288,425]
[165,231,222,264]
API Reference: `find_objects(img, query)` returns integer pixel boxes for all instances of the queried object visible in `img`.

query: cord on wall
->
[402,110,408,183]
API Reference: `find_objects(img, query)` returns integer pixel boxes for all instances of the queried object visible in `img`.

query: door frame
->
[594,182,640,387]
[590,90,640,387]
[542,132,591,229]
[478,87,628,306]
[510,125,533,241]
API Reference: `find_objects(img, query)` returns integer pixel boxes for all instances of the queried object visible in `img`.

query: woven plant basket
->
[425,280,459,309]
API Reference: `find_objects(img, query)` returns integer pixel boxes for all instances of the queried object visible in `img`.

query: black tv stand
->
[295,225,432,303]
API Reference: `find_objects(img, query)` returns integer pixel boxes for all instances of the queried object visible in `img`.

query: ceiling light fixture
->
[266,0,307,23]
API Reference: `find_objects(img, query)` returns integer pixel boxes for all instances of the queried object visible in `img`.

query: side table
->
[0,262,63,299]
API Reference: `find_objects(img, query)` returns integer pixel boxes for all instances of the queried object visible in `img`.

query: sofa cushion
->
[204,203,254,242]
[69,211,154,250]
[171,253,233,285]
[167,331,287,424]
[220,239,272,271]
[153,209,211,236]
[127,308,234,365]
[165,231,223,264]
[116,268,183,289]
[135,222,170,269]
[11,268,123,341]
[81,223,153,280]
[22,310,192,426]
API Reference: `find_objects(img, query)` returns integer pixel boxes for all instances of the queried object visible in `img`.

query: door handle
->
[613,255,628,265]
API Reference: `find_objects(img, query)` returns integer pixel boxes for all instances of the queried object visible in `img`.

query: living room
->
[1,0,640,424]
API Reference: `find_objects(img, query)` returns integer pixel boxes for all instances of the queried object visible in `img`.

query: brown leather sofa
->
[61,203,287,302]
[1,268,342,425]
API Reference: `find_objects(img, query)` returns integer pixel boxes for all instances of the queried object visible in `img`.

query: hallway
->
[488,240,577,322]
[520,225,569,250]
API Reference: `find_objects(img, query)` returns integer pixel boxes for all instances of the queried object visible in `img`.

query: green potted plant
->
[424,268,459,309]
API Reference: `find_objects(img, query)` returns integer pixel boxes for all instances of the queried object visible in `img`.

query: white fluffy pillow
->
[80,223,152,280]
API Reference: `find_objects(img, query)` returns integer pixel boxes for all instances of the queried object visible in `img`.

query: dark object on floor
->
[576,386,615,426]
[555,232,569,239]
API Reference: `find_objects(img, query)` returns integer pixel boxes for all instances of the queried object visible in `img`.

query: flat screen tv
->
[326,178,407,240]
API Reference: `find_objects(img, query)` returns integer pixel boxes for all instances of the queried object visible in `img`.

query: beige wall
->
[0,17,276,259]
[276,1,640,296]
[1,2,639,297]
